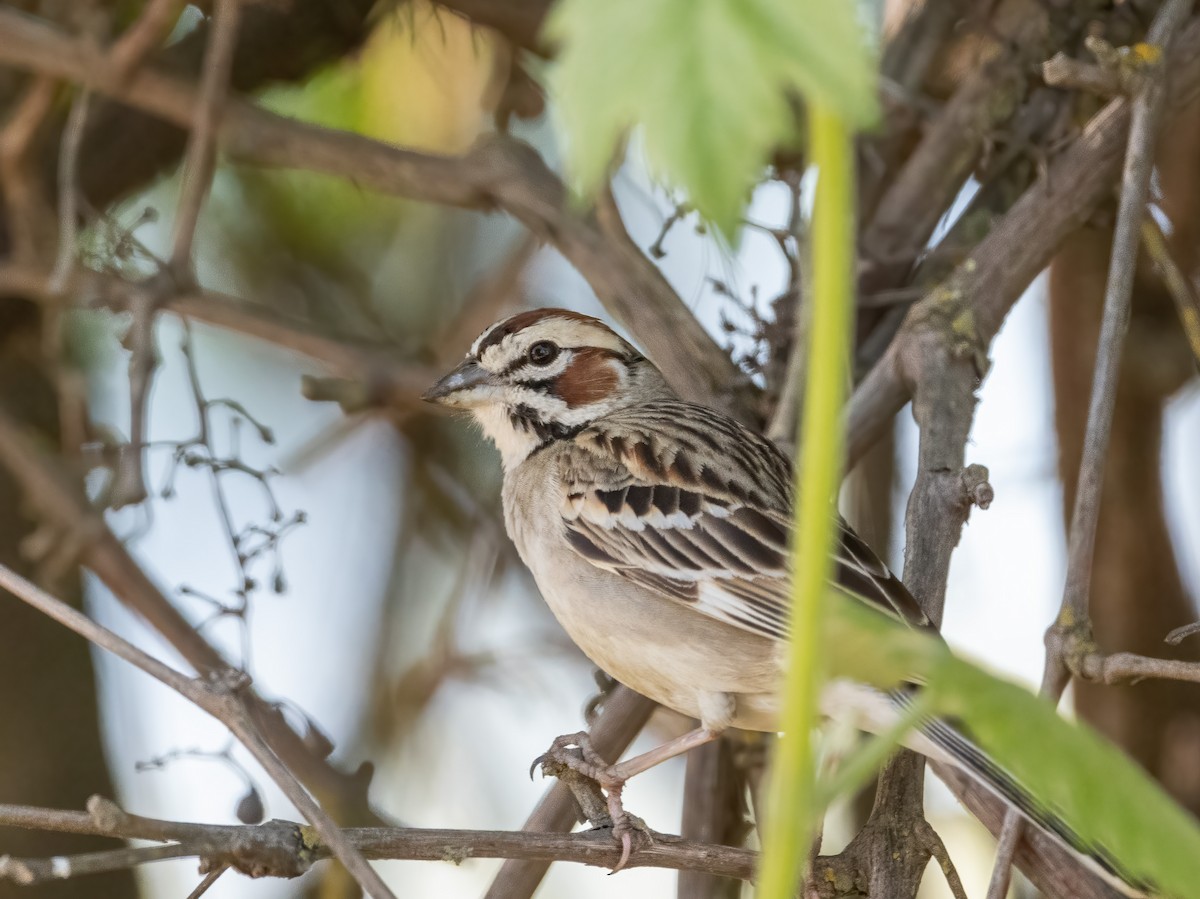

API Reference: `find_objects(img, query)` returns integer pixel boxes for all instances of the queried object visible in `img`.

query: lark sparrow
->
[423,308,1130,887]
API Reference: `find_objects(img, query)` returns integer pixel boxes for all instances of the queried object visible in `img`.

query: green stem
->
[756,103,854,899]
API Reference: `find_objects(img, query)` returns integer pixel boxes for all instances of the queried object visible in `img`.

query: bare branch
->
[1167,621,1200,645]
[0,404,381,826]
[48,89,90,295]
[109,282,157,508]
[0,263,439,407]
[109,0,186,85]
[1076,650,1200,686]
[0,565,398,899]
[186,867,228,899]
[0,7,751,417]
[0,800,758,883]
[1141,215,1200,364]
[846,14,1200,466]
[1055,2,1186,646]
[0,76,57,264]
[678,737,745,899]
[1042,52,1121,97]
[171,0,241,272]
[988,0,1194,889]
[0,843,190,884]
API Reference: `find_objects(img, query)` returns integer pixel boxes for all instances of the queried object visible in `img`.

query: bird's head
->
[423,308,674,468]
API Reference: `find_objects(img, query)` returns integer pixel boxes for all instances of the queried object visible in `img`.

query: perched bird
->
[423,307,1133,887]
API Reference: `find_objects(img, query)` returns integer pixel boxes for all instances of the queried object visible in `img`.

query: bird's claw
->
[530,731,610,782]
[531,732,650,872]
[603,794,653,873]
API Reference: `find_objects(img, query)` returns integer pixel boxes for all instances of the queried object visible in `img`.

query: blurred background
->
[1,1,1199,898]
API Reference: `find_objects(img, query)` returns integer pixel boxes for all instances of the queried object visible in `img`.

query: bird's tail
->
[821,679,1146,898]
[893,690,1147,898]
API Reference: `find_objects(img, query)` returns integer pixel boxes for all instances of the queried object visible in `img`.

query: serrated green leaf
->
[826,598,1200,899]
[546,0,878,238]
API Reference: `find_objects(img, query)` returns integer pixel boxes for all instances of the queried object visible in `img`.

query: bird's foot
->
[531,732,653,872]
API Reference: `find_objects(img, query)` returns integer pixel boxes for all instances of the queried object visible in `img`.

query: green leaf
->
[826,599,1200,899]
[546,0,878,238]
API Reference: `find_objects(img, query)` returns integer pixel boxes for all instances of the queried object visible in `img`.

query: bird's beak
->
[421,359,496,405]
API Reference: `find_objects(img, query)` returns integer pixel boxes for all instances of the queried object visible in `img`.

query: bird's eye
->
[527,340,559,366]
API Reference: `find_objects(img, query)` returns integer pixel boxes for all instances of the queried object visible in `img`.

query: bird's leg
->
[533,726,723,871]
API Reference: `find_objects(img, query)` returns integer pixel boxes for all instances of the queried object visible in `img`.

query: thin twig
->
[1042,52,1122,96]
[984,809,1023,899]
[987,1,1194,890]
[0,565,398,899]
[0,76,57,263]
[0,263,438,396]
[1076,651,1200,685]
[0,843,190,884]
[109,283,158,508]
[0,377,376,824]
[0,6,751,416]
[920,822,969,899]
[1166,621,1200,645]
[1140,215,1200,363]
[47,89,90,296]
[171,0,241,272]
[846,14,1200,466]
[185,866,228,899]
[109,0,187,84]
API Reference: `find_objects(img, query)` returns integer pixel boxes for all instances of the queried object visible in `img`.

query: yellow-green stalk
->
[756,102,854,898]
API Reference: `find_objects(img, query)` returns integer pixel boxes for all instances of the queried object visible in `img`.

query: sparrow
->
[423,307,1136,887]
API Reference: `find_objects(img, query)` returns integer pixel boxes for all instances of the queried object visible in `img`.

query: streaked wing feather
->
[558,402,931,642]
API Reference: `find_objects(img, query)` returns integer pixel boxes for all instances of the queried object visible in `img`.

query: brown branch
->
[0,800,758,884]
[0,76,57,264]
[1167,621,1200,645]
[1076,650,1200,685]
[0,263,439,408]
[987,1,1194,892]
[1042,52,1122,97]
[0,565,398,899]
[186,867,228,899]
[109,280,157,508]
[846,13,1200,467]
[170,0,240,272]
[0,843,191,884]
[677,736,745,899]
[1141,215,1200,363]
[861,4,1041,297]
[1053,3,1185,654]
[109,0,186,85]
[47,88,90,295]
[0,403,381,828]
[0,7,751,418]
